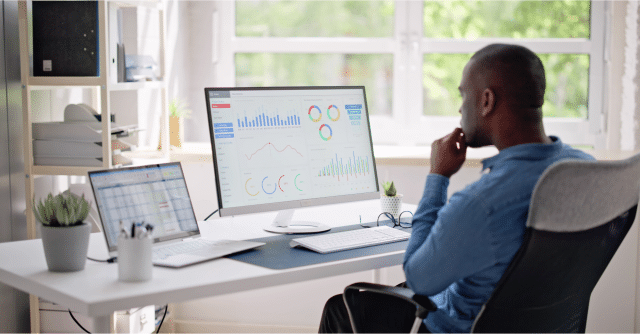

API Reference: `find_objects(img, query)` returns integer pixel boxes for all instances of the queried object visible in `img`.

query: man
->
[319,44,594,333]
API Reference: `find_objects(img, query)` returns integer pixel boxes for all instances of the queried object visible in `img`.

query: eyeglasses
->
[359,211,414,229]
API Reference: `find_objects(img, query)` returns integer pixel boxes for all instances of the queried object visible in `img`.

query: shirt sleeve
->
[403,174,494,296]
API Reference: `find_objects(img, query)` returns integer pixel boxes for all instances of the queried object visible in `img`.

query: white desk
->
[0,200,415,333]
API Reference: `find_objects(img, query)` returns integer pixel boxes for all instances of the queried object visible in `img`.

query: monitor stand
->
[263,209,331,234]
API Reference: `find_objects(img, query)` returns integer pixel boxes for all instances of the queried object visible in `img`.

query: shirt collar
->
[481,136,562,172]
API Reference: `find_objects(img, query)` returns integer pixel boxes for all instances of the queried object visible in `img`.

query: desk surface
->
[0,200,415,318]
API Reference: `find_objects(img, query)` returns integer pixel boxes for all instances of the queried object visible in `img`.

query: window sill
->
[166,143,638,167]
[166,142,496,167]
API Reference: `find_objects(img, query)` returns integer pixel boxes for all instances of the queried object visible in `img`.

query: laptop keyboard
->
[152,239,232,260]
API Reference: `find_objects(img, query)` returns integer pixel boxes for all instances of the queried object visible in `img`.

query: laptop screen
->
[88,162,199,252]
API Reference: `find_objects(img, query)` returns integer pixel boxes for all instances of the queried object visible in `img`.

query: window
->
[215,1,605,148]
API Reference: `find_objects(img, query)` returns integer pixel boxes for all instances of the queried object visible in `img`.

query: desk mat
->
[226,223,411,270]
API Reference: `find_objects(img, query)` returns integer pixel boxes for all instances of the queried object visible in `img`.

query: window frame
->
[215,0,607,148]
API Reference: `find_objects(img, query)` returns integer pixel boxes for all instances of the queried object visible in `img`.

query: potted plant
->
[168,98,192,148]
[33,193,92,272]
[380,181,403,219]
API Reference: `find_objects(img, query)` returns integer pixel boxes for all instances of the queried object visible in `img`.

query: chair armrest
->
[344,282,437,319]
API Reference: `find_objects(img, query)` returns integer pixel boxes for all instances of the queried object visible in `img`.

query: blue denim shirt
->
[403,137,594,333]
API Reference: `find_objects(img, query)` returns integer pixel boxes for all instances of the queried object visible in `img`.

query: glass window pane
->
[236,1,395,38]
[236,53,393,116]
[423,1,590,39]
[423,53,589,118]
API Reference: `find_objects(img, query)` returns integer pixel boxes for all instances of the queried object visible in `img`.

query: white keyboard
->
[152,238,230,260]
[289,226,410,254]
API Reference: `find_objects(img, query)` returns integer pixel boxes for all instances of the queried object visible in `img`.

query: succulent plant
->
[33,193,91,227]
[381,181,397,197]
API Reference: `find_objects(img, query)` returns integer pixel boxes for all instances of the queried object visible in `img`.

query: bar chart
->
[236,105,301,129]
[317,152,371,181]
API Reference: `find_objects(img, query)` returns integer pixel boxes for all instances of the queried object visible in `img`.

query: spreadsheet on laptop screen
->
[89,163,198,248]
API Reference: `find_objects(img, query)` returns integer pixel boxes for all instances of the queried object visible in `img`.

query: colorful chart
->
[327,105,340,121]
[262,176,277,195]
[278,175,285,192]
[308,105,322,122]
[318,152,371,181]
[294,174,303,191]
[245,178,259,196]
[238,113,300,128]
[319,124,333,141]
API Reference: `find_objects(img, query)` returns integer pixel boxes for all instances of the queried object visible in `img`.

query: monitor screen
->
[205,86,379,218]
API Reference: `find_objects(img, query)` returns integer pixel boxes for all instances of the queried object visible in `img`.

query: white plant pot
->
[380,194,403,219]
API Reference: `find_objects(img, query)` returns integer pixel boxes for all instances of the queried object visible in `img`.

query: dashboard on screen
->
[205,86,379,216]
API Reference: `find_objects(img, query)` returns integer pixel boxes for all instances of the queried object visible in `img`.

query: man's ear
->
[480,88,495,117]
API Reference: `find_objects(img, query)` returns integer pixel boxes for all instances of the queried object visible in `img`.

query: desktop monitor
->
[205,86,379,234]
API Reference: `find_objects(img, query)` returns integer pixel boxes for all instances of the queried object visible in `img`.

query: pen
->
[131,222,135,238]
[119,220,128,238]
[144,224,154,238]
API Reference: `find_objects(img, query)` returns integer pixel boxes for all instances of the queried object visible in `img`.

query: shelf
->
[31,165,104,176]
[20,0,169,331]
[26,76,106,88]
[108,80,165,91]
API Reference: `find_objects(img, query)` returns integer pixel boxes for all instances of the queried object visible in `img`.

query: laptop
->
[88,162,264,268]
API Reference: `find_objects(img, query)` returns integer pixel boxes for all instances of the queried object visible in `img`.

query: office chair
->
[344,153,640,333]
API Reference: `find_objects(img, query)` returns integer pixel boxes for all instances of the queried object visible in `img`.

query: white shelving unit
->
[18,1,167,332]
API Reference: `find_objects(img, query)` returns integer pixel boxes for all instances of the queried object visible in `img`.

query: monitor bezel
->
[204,86,380,217]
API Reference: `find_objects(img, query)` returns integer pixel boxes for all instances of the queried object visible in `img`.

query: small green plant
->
[169,98,192,119]
[33,193,91,227]
[381,181,397,197]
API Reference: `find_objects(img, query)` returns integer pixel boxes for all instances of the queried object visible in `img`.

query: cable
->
[156,305,168,334]
[87,256,117,263]
[68,310,91,333]
[204,209,219,221]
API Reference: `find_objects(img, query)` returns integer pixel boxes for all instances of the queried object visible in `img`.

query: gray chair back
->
[472,153,640,333]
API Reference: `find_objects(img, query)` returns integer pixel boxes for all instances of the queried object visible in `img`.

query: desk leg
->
[373,268,381,283]
[93,315,112,333]
[29,294,40,333]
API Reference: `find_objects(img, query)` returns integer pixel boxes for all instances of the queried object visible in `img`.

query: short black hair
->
[471,44,546,109]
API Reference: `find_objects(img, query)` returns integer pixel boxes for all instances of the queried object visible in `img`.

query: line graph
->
[244,142,304,160]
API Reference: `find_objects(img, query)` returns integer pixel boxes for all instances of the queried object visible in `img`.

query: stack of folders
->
[32,104,140,167]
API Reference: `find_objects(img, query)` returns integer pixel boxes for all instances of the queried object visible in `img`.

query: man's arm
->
[403,187,493,296]
[403,128,492,295]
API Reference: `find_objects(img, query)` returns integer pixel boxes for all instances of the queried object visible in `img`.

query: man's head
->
[458,44,546,148]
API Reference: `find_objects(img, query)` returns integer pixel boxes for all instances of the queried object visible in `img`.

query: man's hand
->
[430,128,467,178]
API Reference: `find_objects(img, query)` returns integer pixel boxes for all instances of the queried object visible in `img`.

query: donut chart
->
[327,105,340,121]
[244,178,259,196]
[308,105,322,122]
[278,175,285,192]
[262,176,277,194]
[319,124,333,141]
[294,174,303,191]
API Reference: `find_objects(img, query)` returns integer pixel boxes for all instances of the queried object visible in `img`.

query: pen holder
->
[118,236,153,282]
